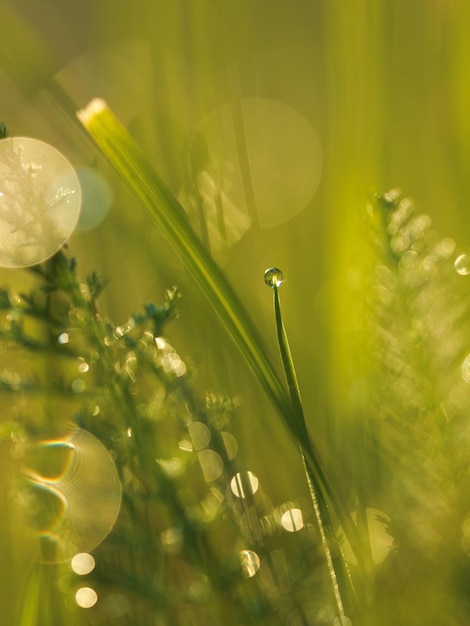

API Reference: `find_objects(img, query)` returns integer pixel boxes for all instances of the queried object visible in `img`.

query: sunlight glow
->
[75,586,98,608]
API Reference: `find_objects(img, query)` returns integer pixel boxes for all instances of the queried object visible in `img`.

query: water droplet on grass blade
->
[264,267,284,288]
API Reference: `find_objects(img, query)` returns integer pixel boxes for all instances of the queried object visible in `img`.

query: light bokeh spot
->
[75,586,98,608]
[230,471,259,498]
[341,508,392,566]
[0,137,81,267]
[71,552,95,575]
[188,421,211,450]
[75,166,112,232]
[455,254,470,276]
[281,508,304,532]
[183,98,322,241]
[197,449,224,482]
[21,428,122,562]
[240,549,260,578]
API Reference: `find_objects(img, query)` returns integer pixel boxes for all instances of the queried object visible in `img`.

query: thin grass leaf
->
[76,100,358,561]
[266,268,358,617]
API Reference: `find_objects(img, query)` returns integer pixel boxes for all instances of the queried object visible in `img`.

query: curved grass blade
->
[76,99,360,570]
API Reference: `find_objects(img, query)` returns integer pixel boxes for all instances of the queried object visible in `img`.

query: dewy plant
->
[2,103,470,626]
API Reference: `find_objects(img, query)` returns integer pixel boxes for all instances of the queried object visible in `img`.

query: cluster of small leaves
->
[363,190,470,624]
[0,250,331,626]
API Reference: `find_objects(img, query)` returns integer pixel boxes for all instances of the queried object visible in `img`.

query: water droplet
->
[75,586,98,608]
[78,361,89,373]
[264,267,284,288]
[240,549,260,577]
[71,552,95,575]
[281,508,304,532]
[455,254,470,276]
[230,471,259,498]
[0,137,81,267]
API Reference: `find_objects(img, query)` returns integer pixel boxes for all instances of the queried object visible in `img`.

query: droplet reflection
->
[264,267,284,288]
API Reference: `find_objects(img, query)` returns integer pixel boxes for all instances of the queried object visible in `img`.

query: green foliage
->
[1,250,340,626]
[363,190,470,624]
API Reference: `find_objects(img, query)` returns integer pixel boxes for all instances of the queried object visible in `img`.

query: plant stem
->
[76,100,362,576]
[272,283,357,618]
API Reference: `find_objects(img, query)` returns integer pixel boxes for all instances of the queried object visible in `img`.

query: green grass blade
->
[76,99,360,571]
[77,100,292,422]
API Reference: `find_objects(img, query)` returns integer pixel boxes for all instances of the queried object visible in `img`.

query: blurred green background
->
[2,0,470,623]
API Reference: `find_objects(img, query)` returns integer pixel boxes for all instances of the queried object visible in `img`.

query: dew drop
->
[58,333,69,345]
[264,267,284,288]
[240,549,260,578]
[455,254,470,276]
